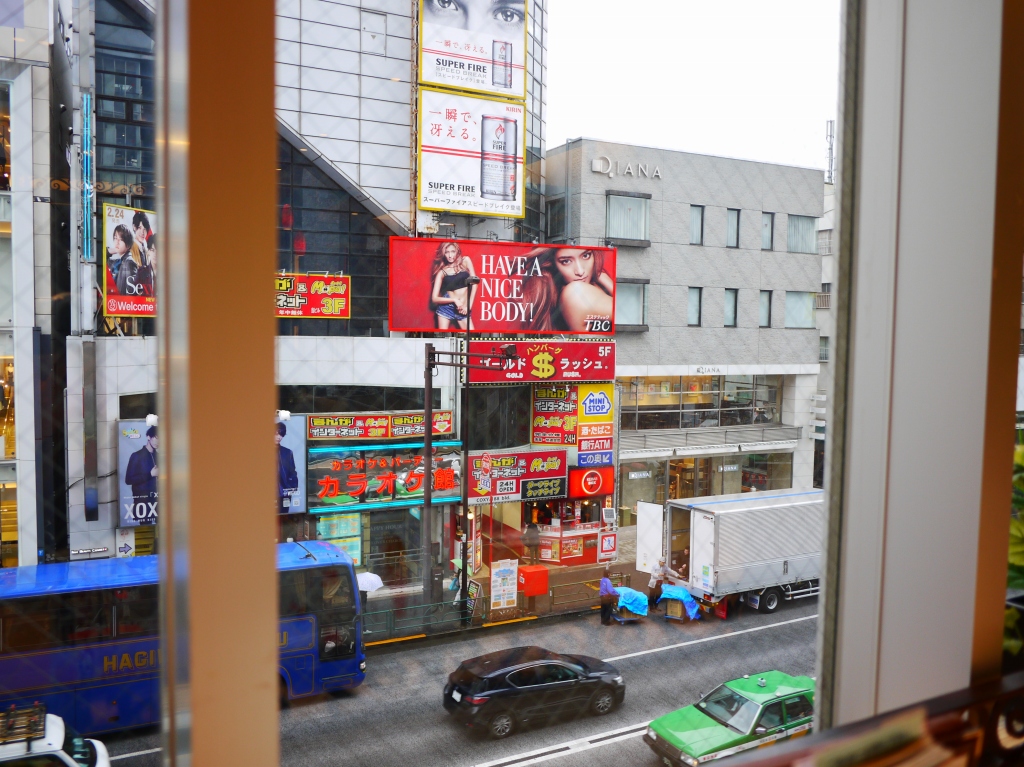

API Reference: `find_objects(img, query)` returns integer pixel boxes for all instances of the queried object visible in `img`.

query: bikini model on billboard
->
[520,248,614,332]
[430,240,479,330]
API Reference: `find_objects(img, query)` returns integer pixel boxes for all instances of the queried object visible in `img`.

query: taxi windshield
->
[698,685,761,733]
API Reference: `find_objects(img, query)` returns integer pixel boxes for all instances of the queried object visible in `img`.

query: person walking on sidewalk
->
[648,557,679,612]
[599,569,616,625]
[523,522,541,564]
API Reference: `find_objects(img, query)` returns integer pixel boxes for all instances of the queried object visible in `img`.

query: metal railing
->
[619,424,801,453]
[550,573,631,609]
[815,292,831,309]
[362,548,425,588]
[819,346,830,362]
[361,592,527,643]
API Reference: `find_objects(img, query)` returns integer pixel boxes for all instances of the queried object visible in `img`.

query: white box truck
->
[663,490,824,614]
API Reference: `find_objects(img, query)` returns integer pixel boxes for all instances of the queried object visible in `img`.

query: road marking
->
[603,614,818,662]
[110,747,161,761]
[471,722,650,767]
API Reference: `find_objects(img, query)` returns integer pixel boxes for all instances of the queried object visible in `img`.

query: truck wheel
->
[760,588,781,613]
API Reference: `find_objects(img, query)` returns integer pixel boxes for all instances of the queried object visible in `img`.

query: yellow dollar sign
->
[531,352,555,379]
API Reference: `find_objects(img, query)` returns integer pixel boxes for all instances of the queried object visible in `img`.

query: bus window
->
[279,571,307,616]
[0,597,67,652]
[320,568,354,610]
[114,586,159,637]
[68,591,113,644]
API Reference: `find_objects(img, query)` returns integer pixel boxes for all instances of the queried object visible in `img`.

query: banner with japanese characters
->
[103,203,156,317]
[307,411,454,441]
[531,385,578,446]
[490,559,519,610]
[577,383,615,467]
[418,88,526,218]
[418,0,527,100]
[275,274,351,318]
[470,340,615,383]
[468,448,567,506]
[308,443,462,512]
[389,237,617,334]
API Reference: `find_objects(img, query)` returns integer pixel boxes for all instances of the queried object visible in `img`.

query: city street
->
[103,600,818,767]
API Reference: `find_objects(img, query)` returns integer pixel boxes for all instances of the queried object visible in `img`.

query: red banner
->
[389,237,616,335]
[275,274,351,318]
[307,411,454,441]
[469,340,615,384]
[468,449,567,506]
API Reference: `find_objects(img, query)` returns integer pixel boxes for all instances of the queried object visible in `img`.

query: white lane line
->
[471,722,650,767]
[603,614,818,662]
[110,747,161,761]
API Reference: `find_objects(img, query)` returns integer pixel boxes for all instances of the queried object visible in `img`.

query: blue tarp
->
[659,585,701,620]
[615,586,648,616]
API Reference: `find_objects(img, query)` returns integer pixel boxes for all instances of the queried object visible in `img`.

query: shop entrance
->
[669,457,712,499]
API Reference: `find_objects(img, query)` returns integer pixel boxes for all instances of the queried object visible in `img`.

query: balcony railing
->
[815,292,832,309]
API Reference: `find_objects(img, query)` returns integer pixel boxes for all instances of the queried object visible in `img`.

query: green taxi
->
[643,671,815,766]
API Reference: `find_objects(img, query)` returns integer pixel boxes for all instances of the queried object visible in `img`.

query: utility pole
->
[422,342,433,603]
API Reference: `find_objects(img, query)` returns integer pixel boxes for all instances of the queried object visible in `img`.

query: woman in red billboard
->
[430,241,479,330]
[521,248,614,333]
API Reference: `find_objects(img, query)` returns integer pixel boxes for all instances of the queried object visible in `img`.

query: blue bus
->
[0,541,365,735]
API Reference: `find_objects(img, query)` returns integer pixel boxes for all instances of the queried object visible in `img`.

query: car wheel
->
[488,711,516,740]
[760,588,781,613]
[279,677,290,709]
[590,687,616,716]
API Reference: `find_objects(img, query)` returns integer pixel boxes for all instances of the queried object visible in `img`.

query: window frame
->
[759,290,772,328]
[688,287,702,327]
[784,290,816,328]
[615,278,650,331]
[690,204,704,245]
[727,208,740,248]
[605,190,652,246]
[724,288,739,327]
[762,212,774,250]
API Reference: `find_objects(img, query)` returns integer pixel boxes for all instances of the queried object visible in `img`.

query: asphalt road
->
[102,600,818,767]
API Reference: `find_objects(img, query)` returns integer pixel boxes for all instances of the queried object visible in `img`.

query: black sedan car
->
[443,646,625,739]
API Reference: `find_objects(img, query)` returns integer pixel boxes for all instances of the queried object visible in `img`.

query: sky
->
[545,0,842,170]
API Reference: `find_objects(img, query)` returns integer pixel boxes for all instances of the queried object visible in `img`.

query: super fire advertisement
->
[418,0,527,100]
[469,340,615,383]
[418,88,526,218]
[389,237,617,335]
[103,204,156,317]
[117,419,157,527]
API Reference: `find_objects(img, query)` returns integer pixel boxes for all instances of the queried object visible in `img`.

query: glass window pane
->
[607,195,649,240]
[690,205,703,245]
[725,289,738,327]
[688,287,702,325]
[727,209,740,247]
[787,214,818,253]
[759,290,772,327]
[616,283,645,325]
[785,291,816,327]
[762,212,774,249]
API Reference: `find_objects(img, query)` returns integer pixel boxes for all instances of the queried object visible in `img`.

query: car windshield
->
[62,723,95,767]
[698,685,761,733]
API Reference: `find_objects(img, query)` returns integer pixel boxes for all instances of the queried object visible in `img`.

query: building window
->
[759,290,772,327]
[688,287,702,326]
[818,228,833,255]
[784,291,816,328]
[606,194,650,241]
[618,375,784,431]
[615,282,648,327]
[690,205,704,245]
[724,289,738,327]
[727,209,740,248]
[821,282,832,293]
[762,212,774,250]
[820,336,830,362]
[787,214,818,253]
[546,198,565,239]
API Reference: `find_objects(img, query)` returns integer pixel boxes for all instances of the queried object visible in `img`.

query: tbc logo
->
[582,391,611,416]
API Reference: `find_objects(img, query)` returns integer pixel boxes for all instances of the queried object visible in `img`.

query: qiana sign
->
[469,340,615,384]
[389,237,617,335]
[307,411,454,441]
[468,449,567,506]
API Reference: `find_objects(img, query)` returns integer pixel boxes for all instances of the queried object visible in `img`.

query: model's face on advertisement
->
[112,234,128,256]
[555,250,594,283]
[275,432,283,445]
[424,0,525,36]
[134,224,147,242]
[443,244,458,264]
[148,436,158,450]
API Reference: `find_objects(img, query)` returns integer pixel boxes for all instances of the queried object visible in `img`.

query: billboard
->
[418,88,526,218]
[470,340,615,384]
[274,274,351,319]
[117,419,157,528]
[277,417,307,515]
[103,203,156,317]
[468,448,567,506]
[531,385,577,446]
[307,411,454,441]
[389,237,617,335]
[418,0,527,100]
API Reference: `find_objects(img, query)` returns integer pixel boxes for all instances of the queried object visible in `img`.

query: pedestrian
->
[599,568,616,625]
[523,522,541,564]
[648,557,679,613]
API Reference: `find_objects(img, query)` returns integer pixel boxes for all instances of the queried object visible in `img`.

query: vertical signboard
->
[577,383,615,467]
[277,416,306,514]
[490,558,518,610]
[531,385,578,446]
[117,419,158,527]
[102,203,157,317]
[418,0,528,100]
[418,89,526,219]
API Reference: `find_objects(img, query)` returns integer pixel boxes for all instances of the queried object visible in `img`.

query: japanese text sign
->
[418,89,526,219]
[577,383,615,467]
[418,0,527,100]
[468,449,567,506]
[275,274,351,318]
[103,204,157,318]
[469,340,615,384]
[307,411,454,441]
[531,385,577,447]
[389,237,617,335]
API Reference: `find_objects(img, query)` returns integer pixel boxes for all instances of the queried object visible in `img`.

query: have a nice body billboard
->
[389,237,617,335]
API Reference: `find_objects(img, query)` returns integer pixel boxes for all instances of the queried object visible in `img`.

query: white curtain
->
[607,195,649,240]
[690,205,703,245]
[787,215,817,254]
[615,283,645,325]
[784,291,815,328]
[688,287,702,325]
[762,212,774,250]
[759,290,772,327]
[727,209,739,247]
[724,289,737,326]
